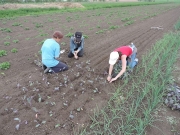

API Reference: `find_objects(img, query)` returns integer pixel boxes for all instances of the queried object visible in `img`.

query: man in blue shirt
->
[41,31,68,73]
[68,32,84,60]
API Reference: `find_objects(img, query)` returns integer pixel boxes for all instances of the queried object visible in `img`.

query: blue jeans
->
[119,44,137,69]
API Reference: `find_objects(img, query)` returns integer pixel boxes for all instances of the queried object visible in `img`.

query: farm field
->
[0,3,180,135]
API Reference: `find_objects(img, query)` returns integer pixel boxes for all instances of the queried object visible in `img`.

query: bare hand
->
[107,76,111,82]
[74,50,79,55]
[74,55,78,59]
[110,77,117,83]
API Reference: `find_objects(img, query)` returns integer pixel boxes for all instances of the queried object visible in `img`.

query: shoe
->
[44,67,53,74]
[134,58,138,63]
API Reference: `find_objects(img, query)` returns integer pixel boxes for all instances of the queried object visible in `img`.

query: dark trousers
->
[44,61,68,73]
[51,61,68,73]
[68,48,83,58]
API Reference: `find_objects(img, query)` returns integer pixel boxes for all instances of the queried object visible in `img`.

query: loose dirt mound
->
[0,2,84,10]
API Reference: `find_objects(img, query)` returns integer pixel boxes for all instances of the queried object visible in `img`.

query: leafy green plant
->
[83,35,89,39]
[65,32,73,37]
[109,25,119,29]
[38,33,47,37]
[37,39,45,45]
[124,20,134,26]
[0,50,7,57]
[13,39,19,43]
[0,28,12,33]
[174,19,180,30]
[35,23,43,28]
[97,25,100,28]
[61,42,66,46]
[25,27,30,30]
[11,48,18,53]
[12,22,21,26]
[0,62,10,70]
[4,42,10,46]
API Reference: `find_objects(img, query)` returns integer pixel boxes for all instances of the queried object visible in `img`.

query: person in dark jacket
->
[68,32,84,60]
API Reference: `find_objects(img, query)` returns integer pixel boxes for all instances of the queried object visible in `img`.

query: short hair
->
[53,31,63,39]
[118,51,122,57]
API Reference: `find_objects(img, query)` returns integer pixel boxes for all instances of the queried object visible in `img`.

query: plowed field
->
[0,3,180,135]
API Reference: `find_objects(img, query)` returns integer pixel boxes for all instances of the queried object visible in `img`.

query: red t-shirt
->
[114,46,132,57]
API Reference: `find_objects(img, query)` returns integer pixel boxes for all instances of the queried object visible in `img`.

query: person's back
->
[41,31,68,73]
[41,38,60,68]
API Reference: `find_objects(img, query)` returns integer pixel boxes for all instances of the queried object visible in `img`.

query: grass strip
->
[77,32,180,135]
[0,2,172,19]
[82,2,169,9]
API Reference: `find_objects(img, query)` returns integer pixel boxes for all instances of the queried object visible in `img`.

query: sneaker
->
[44,67,52,74]
[134,58,138,63]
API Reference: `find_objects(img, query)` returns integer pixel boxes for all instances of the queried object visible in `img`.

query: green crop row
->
[76,32,180,134]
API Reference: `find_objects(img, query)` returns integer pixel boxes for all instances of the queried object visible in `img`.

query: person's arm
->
[110,55,127,83]
[107,64,114,82]
[77,37,84,52]
[55,43,60,59]
[70,37,75,54]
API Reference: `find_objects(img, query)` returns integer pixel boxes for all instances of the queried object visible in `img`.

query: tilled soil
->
[0,4,180,135]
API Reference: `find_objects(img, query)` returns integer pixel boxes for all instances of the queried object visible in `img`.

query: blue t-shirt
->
[41,39,60,67]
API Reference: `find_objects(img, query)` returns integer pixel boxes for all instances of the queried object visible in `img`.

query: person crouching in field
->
[107,43,138,83]
[68,32,84,60]
[41,31,68,73]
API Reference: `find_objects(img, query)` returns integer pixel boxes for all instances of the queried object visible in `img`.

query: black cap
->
[75,32,82,42]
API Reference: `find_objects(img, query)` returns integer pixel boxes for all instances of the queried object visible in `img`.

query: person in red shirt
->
[107,43,138,83]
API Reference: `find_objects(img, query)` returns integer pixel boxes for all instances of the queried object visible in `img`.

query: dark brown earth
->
[0,4,180,135]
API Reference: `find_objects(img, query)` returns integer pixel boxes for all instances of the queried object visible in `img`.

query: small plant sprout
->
[1,72,5,77]
[35,23,43,28]
[69,83,74,90]
[0,62,10,70]
[25,27,30,30]
[12,22,21,26]
[109,25,119,30]
[65,32,73,37]
[55,124,60,128]
[83,35,88,39]
[74,72,80,77]
[63,101,68,106]
[38,94,42,102]
[13,39,19,43]
[50,102,56,106]
[4,42,10,46]
[34,120,46,128]
[77,107,83,112]
[37,39,45,45]
[14,118,28,130]
[54,87,60,91]
[49,111,53,117]
[0,28,12,33]
[0,50,7,57]
[93,88,99,93]
[69,111,74,119]
[61,42,66,46]
[86,60,91,65]
[29,80,34,86]
[11,48,18,53]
